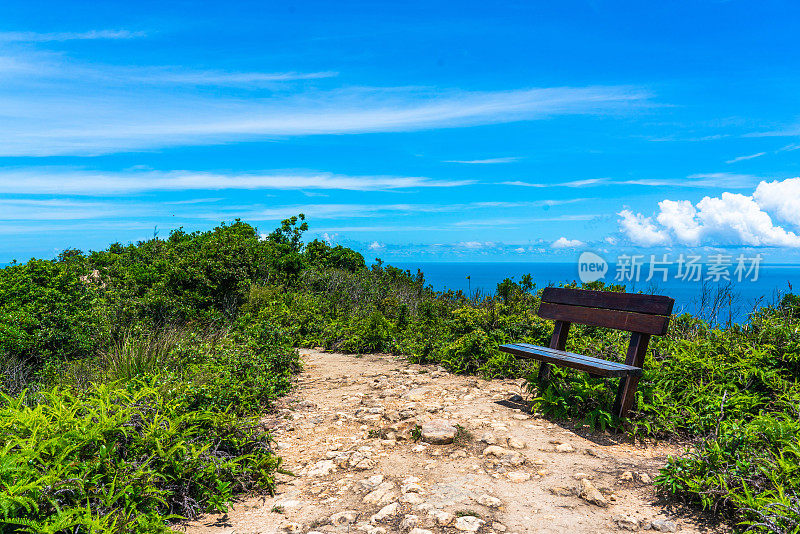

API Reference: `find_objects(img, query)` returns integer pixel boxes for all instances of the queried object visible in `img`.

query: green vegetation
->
[2,215,799,532]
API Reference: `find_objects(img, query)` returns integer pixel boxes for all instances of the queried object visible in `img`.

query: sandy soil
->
[178,349,725,534]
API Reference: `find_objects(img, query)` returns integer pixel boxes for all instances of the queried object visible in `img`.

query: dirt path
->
[181,349,721,534]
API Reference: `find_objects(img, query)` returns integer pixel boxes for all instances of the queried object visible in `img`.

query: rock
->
[492,522,508,532]
[370,502,399,523]
[638,472,652,484]
[549,486,574,496]
[330,510,359,526]
[613,514,640,531]
[433,510,454,526]
[507,437,526,449]
[620,471,634,482]
[400,493,425,505]
[573,472,591,480]
[404,388,429,401]
[651,519,678,532]
[401,482,425,494]
[454,515,485,532]
[412,444,427,453]
[578,478,607,507]
[421,419,457,444]
[361,474,385,490]
[400,514,420,531]
[482,445,509,457]
[307,460,337,477]
[512,413,529,420]
[507,471,531,483]
[476,494,503,508]
[408,529,434,534]
[354,458,376,470]
[555,443,575,453]
[280,522,302,533]
[479,432,498,445]
[450,449,468,459]
[364,482,397,504]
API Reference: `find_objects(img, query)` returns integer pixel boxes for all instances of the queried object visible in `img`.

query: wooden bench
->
[499,287,674,418]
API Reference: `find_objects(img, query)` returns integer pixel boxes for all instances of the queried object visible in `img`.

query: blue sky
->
[2,0,800,263]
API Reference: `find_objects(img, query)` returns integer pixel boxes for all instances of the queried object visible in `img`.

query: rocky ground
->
[180,349,724,534]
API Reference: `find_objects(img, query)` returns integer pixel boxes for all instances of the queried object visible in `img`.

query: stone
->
[330,510,359,526]
[364,482,397,504]
[421,419,457,444]
[620,471,634,482]
[401,482,425,494]
[433,510,455,526]
[307,460,337,477]
[408,530,434,534]
[507,471,531,483]
[578,478,607,507]
[404,388,429,401]
[573,472,591,480]
[454,515,485,532]
[361,474,385,490]
[280,522,302,533]
[613,514,640,531]
[638,472,652,484]
[651,519,678,532]
[492,522,508,532]
[400,514,421,531]
[479,432,498,445]
[482,445,509,457]
[512,413,529,420]
[507,437,526,449]
[354,458,376,470]
[370,502,399,523]
[412,444,427,453]
[477,494,503,508]
[549,486,574,496]
[555,443,575,453]
[400,492,425,505]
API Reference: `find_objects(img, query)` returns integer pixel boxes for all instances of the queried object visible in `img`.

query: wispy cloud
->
[0,168,472,195]
[726,152,765,164]
[452,214,596,228]
[444,157,522,164]
[198,199,582,222]
[502,178,605,187]
[0,52,650,156]
[0,29,146,43]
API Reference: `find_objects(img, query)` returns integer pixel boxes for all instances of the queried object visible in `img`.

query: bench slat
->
[538,301,670,335]
[541,287,674,316]
[499,343,643,378]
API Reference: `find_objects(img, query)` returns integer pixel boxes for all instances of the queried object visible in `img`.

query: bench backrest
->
[538,287,674,336]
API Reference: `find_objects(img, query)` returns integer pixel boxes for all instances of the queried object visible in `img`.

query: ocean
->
[393,261,800,323]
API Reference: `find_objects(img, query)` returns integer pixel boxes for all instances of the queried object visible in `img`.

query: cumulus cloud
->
[617,178,800,248]
[551,237,585,249]
[618,210,669,246]
[368,241,384,250]
[753,177,800,227]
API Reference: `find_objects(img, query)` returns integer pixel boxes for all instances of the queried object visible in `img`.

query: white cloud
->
[515,247,526,253]
[502,178,605,188]
[0,168,471,195]
[656,200,702,245]
[753,177,800,227]
[618,178,800,248]
[618,210,669,246]
[551,237,585,249]
[368,241,384,250]
[726,152,765,164]
[445,157,522,164]
[0,57,649,155]
[0,29,146,42]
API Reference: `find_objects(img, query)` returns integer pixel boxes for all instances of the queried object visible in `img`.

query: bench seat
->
[499,342,643,378]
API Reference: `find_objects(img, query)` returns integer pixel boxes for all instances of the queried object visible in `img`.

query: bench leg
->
[613,375,640,418]
[537,362,551,382]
